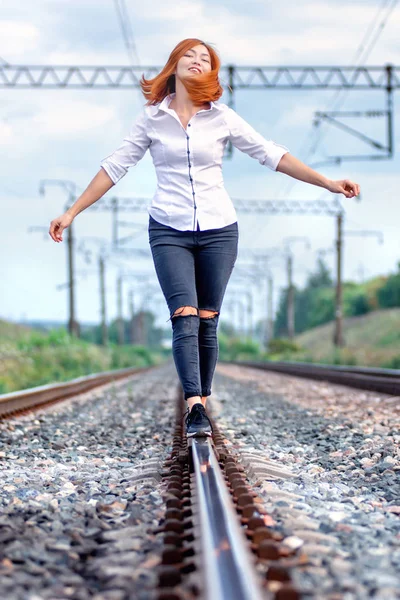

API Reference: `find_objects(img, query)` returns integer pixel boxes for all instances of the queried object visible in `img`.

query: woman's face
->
[175,44,212,81]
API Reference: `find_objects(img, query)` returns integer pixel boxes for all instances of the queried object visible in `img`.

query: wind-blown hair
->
[140,38,223,106]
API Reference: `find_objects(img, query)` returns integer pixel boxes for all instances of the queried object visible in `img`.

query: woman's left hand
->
[326,179,360,198]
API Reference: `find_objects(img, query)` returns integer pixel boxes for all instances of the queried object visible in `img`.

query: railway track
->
[231,360,400,396]
[1,369,303,598]
[1,360,398,598]
[156,391,303,600]
[0,365,153,419]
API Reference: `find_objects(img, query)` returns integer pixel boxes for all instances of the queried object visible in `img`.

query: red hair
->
[140,38,223,106]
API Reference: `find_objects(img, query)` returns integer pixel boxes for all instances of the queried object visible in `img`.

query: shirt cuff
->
[262,144,290,171]
[100,160,127,184]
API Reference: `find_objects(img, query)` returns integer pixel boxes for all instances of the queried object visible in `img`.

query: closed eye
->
[184,53,210,63]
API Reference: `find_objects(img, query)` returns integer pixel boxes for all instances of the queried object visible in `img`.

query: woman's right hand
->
[49,211,74,243]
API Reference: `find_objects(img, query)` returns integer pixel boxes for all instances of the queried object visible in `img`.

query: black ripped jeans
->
[148,215,239,400]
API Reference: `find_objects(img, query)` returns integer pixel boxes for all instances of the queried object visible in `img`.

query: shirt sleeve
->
[100,110,151,184]
[225,107,289,171]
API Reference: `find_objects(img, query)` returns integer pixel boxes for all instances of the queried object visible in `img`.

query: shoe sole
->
[186,430,213,438]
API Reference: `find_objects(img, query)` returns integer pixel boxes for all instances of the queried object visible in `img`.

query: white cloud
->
[0,21,40,57]
[131,0,400,66]
[0,95,120,158]
[0,122,14,146]
[31,100,115,137]
[46,50,126,66]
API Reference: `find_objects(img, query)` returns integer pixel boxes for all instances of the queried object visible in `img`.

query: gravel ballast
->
[1,361,399,600]
[213,364,400,600]
[0,364,178,600]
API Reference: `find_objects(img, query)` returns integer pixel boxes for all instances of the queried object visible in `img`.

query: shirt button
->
[188,124,191,127]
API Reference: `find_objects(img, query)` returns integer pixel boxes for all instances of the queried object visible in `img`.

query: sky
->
[1,0,400,332]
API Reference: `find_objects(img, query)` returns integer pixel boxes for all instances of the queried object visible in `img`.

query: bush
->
[268,338,301,354]
[346,292,370,316]
[2,328,164,392]
[330,348,358,366]
[218,334,263,362]
[110,344,154,369]
[377,269,400,308]
[381,355,400,369]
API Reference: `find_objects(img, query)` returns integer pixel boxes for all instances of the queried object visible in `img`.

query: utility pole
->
[334,213,344,347]
[286,254,294,340]
[114,271,160,346]
[246,290,253,339]
[267,275,274,347]
[137,311,145,345]
[128,289,135,344]
[39,179,79,337]
[234,254,278,349]
[335,227,384,345]
[76,237,117,348]
[117,274,124,345]
[282,236,310,340]
[226,288,254,338]
[66,224,78,337]
[99,255,107,346]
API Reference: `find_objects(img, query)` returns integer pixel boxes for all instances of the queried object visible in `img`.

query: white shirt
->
[100,93,289,231]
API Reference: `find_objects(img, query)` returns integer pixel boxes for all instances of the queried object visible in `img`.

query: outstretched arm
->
[276,153,360,198]
[225,107,360,198]
[49,109,151,243]
[49,169,114,243]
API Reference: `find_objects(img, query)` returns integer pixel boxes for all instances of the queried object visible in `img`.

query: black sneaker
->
[185,403,213,438]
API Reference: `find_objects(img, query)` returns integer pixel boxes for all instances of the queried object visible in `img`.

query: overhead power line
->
[306,0,399,160]
[113,0,143,103]
[354,0,398,67]
[113,0,140,66]
[352,0,393,66]
[280,0,399,198]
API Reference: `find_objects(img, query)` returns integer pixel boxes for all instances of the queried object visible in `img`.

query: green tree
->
[307,257,333,289]
[377,262,400,308]
[274,257,334,336]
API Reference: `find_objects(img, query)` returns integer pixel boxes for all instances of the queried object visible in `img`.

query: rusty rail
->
[156,390,302,599]
[0,366,152,419]
[190,437,264,600]
[229,360,400,396]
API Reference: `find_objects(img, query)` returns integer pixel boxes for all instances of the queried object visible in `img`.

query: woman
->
[49,38,360,438]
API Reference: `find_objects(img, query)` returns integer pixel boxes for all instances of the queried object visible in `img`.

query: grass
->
[0,323,165,394]
[292,308,400,367]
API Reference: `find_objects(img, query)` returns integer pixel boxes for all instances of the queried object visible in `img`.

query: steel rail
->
[190,437,264,600]
[157,389,302,597]
[230,360,400,396]
[0,365,151,418]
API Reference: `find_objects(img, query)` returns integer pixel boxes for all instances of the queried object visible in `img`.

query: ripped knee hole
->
[199,310,219,319]
[172,306,199,319]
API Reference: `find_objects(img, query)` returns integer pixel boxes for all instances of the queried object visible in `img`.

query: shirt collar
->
[156,93,222,114]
